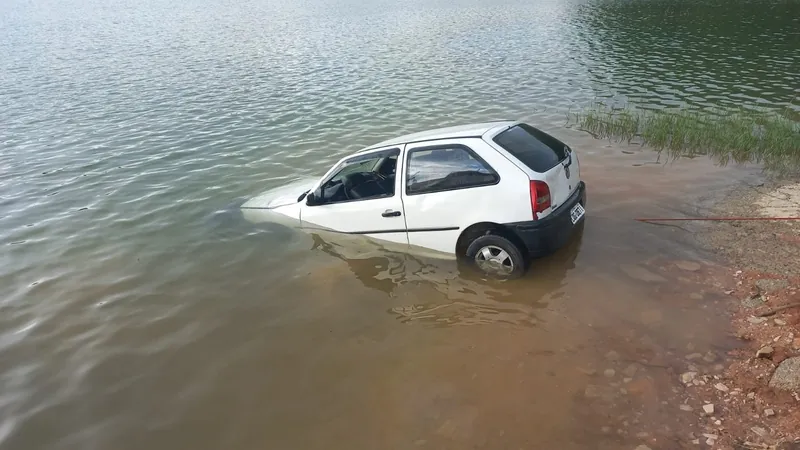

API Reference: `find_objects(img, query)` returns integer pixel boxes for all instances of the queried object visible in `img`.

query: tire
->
[465,234,527,279]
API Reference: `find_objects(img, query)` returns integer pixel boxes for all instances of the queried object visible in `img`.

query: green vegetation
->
[570,104,800,172]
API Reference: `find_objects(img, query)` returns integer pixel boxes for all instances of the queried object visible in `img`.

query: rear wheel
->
[465,234,526,279]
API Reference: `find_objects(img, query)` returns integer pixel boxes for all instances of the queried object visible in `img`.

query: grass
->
[570,104,800,173]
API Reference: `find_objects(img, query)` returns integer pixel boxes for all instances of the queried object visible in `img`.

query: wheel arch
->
[455,222,527,258]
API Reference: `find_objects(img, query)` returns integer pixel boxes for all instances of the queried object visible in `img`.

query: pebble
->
[748,316,767,324]
[756,346,774,358]
[623,364,639,377]
[604,369,616,378]
[681,372,698,384]
[702,433,718,440]
[690,293,704,300]
[601,426,611,434]
[635,432,650,439]
[714,420,722,425]
[584,385,599,398]
[706,438,716,445]
[703,404,715,414]
[751,426,767,437]
[714,364,725,372]
[634,446,652,450]
[714,383,729,392]
[703,352,717,363]
[692,439,700,445]
[680,404,693,411]
[747,392,756,399]
[605,350,620,361]
[686,353,704,361]
[764,408,775,417]
[676,261,702,271]
[775,319,787,326]
[623,377,632,383]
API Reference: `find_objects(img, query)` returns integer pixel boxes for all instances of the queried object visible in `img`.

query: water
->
[0,0,796,448]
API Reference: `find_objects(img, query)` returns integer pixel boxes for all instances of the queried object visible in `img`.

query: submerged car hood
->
[241,177,317,209]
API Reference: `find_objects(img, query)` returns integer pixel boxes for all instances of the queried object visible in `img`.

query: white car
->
[242,121,586,278]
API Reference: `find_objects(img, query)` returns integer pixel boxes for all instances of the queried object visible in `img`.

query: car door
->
[299,147,409,247]
[400,139,529,254]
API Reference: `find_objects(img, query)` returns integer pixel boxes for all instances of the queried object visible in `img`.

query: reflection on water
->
[309,228,583,327]
[0,0,794,447]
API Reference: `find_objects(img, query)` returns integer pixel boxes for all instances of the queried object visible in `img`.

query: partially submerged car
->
[242,121,586,278]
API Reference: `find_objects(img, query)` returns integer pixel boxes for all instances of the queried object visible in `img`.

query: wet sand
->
[1,139,768,450]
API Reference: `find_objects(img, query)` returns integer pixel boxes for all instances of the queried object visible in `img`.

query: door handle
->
[382,210,401,218]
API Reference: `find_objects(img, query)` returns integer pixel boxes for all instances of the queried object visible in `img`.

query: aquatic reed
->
[571,104,800,172]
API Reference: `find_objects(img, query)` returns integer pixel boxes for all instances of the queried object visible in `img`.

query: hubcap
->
[474,245,514,276]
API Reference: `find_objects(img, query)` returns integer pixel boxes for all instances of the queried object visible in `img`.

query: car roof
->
[360,121,518,152]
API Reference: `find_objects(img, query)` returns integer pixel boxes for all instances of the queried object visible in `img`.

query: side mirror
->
[306,188,322,206]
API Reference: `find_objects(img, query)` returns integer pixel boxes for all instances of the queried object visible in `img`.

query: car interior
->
[315,154,397,204]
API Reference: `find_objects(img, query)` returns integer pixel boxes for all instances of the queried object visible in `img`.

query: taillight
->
[530,180,551,218]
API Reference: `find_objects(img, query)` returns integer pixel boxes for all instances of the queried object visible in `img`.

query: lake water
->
[0,0,797,448]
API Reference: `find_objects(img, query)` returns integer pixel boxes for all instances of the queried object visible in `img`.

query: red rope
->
[636,217,800,222]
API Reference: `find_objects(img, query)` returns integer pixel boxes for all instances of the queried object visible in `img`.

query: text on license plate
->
[570,203,585,224]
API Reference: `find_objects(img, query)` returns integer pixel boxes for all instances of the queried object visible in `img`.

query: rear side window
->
[493,124,568,173]
[406,145,498,195]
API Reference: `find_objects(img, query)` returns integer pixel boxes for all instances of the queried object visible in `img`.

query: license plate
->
[570,203,585,224]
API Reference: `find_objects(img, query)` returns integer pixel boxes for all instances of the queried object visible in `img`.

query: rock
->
[743,296,765,309]
[714,420,722,425]
[747,392,756,399]
[686,353,704,361]
[703,404,715,414]
[775,318,787,326]
[703,352,717,363]
[769,357,800,391]
[640,309,663,325]
[681,372,698,384]
[604,369,616,378]
[621,264,667,283]
[605,350,620,361]
[623,377,632,383]
[751,426,767,437]
[690,293,704,300]
[623,364,639,377]
[635,432,649,439]
[748,316,767,324]
[714,383,729,392]
[676,260,702,271]
[680,404,693,411]
[756,278,788,292]
[706,438,715,445]
[584,385,600,398]
[634,446,652,450]
[794,338,800,349]
[601,426,611,433]
[578,367,597,376]
[713,364,725,372]
[756,346,774,358]
[764,408,775,417]
[702,434,718,440]
[692,439,699,445]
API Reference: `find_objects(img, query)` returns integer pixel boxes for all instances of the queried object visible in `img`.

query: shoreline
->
[686,178,800,448]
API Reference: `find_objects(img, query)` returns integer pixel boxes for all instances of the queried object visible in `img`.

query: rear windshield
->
[492,124,568,173]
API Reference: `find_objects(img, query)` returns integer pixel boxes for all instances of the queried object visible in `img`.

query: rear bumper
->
[505,181,587,257]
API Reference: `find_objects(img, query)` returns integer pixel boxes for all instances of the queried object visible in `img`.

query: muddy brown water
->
[2,131,768,450]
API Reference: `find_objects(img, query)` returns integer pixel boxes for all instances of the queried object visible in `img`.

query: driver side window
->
[313,149,399,206]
